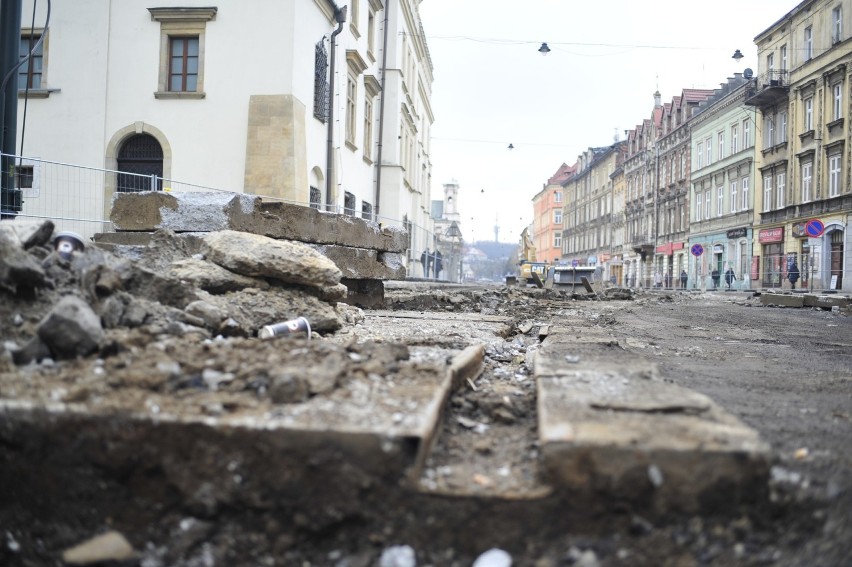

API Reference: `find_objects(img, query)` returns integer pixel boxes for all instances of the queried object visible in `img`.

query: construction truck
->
[516,227,548,285]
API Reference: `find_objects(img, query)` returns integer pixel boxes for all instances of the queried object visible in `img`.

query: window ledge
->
[345,140,358,152]
[18,89,54,99]
[362,155,373,166]
[154,91,206,99]
[828,117,844,131]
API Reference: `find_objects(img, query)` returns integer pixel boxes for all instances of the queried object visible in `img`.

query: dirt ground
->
[1,265,851,565]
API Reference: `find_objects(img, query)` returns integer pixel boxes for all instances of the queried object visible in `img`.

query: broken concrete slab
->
[202,230,342,289]
[803,294,849,310]
[535,337,770,513]
[760,293,805,308]
[110,193,408,253]
[309,245,406,280]
[0,339,456,527]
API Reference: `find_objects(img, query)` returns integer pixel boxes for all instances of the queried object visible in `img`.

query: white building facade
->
[11,0,434,263]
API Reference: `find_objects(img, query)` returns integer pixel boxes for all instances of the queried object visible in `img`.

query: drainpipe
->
[374,0,391,221]
[325,5,346,212]
[1,0,23,217]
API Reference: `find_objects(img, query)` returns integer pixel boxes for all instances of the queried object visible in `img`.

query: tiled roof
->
[547,163,575,185]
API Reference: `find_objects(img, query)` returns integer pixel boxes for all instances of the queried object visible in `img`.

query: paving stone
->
[760,293,804,308]
[803,294,849,309]
[535,336,770,513]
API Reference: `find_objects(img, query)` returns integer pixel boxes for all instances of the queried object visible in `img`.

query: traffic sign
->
[691,244,704,257]
[805,219,825,238]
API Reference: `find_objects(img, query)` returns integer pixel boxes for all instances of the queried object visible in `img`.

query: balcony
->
[630,234,655,257]
[744,70,790,107]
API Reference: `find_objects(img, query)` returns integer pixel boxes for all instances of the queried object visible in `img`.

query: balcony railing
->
[744,70,790,107]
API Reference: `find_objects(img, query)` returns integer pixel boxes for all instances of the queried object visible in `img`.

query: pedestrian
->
[435,250,443,279]
[664,270,672,289]
[711,267,720,290]
[422,248,431,278]
[788,261,800,289]
[680,269,688,289]
[654,271,662,288]
[725,266,736,289]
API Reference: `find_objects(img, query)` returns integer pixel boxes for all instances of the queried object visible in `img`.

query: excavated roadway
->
[1,284,850,566]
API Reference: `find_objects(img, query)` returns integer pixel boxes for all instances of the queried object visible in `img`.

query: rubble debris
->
[61,530,135,565]
[472,548,512,567]
[37,295,104,360]
[379,545,417,567]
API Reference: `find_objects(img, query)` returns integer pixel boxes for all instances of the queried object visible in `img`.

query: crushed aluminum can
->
[259,316,311,340]
[53,231,85,260]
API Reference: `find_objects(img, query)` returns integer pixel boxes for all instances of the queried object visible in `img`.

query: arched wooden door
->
[116,134,163,192]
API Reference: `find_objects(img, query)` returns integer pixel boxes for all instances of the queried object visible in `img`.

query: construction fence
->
[0,153,447,278]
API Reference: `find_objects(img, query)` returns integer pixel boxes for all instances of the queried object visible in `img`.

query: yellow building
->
[747,0,851,291]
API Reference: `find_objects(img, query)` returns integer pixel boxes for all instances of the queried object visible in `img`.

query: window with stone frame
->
[731,124,738,154]
[776,172,786,209]
[804,97,813,131]
[314,39,329,122]
[833,5,843,43]
[344,191,357,216]
[363,74,380,161]
[741,177,750,211]
[829,154,841,197]
[717,186,724,217]
[801,161,812,202]
[833,82,843,120]
[763,175,772,212]
[149,7,216,99]
[18,32,44,91]
[805,26,813,60]
[345,73,357,147]
[345,50,368,150]
[730,181,738,214]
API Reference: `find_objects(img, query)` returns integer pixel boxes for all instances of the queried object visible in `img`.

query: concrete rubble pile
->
[97,191,409,307]
[0,217,360,368]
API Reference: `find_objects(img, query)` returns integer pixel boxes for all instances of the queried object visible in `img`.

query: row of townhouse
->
[533,0,851,292]
[3,0,436,269]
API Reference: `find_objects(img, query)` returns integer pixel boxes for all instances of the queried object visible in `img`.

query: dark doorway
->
[117,134,163,192]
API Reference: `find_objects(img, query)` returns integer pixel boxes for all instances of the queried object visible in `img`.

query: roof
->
[547,163,575,185]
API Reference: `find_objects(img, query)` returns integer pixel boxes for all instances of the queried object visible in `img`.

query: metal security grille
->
[314,40,329,122]
[309,186,321,210]
[116,134,164,192]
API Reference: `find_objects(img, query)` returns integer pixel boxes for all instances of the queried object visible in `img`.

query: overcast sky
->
[418,0,802,243]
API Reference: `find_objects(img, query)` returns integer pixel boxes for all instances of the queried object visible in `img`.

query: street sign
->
[805,219,825,238]
[691,244,704,257]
